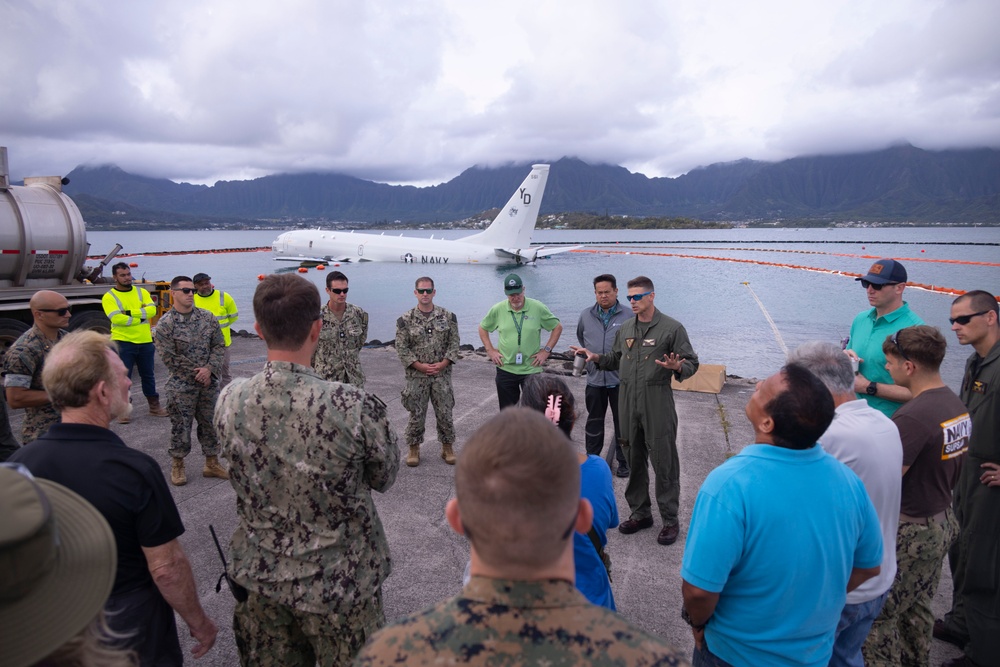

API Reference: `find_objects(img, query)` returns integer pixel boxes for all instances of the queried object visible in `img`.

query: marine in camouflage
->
[863,510,960,666]
[2,325,65,442]
[216,361,399,664]
[395,304,459,447]
[313,303,368,387]
[354,577,690,667]
[154,307,225,458]
[235,589,383,667]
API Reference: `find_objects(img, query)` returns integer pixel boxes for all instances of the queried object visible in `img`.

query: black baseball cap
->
[856,259,907,285]
[193,273,211,283]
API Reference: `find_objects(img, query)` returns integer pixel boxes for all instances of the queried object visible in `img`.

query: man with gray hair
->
[788,341,903,667]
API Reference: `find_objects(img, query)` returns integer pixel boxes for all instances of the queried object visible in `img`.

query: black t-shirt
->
[894,386,970,517]
[10,423,185,595]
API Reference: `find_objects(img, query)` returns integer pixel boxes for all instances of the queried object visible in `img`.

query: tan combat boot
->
[117,413,131,425]
[441,443,456,465]
[170,458,186,486]
[203,455,230,480]
[147,396,168,417]
[406,445,420,467]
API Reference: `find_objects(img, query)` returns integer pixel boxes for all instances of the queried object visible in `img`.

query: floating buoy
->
[333,263,340,267]
[921,249,925,253]
[316,264,325,270]
[297,267,308,273]
[861,246,865,250]
[128,262,138,267]
[257,274,265,281]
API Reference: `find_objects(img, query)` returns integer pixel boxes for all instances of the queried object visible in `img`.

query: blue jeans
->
[693,638,735,667]
[117,341,158,398]
[830,589,888,667]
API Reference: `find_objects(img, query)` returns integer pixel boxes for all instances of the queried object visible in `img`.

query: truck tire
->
[68,310,112,335]
[0,319,30,357]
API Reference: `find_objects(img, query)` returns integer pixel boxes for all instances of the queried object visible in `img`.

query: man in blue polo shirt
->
[681,363,883,667]
[845,258,923,417]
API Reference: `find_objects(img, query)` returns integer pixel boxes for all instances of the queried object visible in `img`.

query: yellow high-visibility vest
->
[102,286,155,344]
[193,289,239,346]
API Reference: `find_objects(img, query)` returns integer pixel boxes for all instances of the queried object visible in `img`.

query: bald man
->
[2,290,71,442]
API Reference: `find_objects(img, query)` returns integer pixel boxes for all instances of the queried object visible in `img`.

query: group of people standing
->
[1,255,997,667]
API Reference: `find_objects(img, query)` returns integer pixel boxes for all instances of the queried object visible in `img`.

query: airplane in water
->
[271,164,575,265]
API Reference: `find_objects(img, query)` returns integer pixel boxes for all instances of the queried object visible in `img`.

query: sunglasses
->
[890,332,910,362]
[38,307,72,315]
[328,288,349,295]
[860,280,899,290]
[173,287,195,294]
[949,311,989,326]
[416,288,434,294]
[626,291,652,302]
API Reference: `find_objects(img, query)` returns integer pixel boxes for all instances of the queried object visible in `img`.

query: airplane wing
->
[273,255,352,263]
[494,245,581,264]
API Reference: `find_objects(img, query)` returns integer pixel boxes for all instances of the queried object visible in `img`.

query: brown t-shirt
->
[894,386,970,517]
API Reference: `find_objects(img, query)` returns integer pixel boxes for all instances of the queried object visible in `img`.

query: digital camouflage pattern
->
[395,305,460,446]
[216,360,398,621]
[354,577,689,667]
[235,589,383,667]
[313,303,368,387]
[2,325,65,442]
[863,511,960,666]
[155,307,225,458]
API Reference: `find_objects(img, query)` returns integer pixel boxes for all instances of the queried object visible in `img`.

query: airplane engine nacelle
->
[516,248,539,265]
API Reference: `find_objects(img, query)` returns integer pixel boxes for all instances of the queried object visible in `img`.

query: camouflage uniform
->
[2,325,65,442]
[216,361,399,667]
[354,576,690,666]
[395,305,460,447]
[313,303,368,387]
[154,308,225,459]
[863,510,960,666]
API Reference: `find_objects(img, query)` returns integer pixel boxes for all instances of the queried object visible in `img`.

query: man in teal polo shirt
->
[845,259,924,417]
[478,274,562,409]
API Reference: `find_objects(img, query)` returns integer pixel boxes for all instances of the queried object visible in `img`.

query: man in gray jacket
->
[576,274,631,477]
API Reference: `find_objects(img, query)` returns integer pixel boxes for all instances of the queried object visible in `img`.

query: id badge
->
[515,352,523,365]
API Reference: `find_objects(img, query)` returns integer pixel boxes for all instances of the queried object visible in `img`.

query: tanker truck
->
[0,146,168,354]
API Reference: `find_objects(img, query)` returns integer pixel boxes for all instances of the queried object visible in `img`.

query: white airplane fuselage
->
[272,164,557,266]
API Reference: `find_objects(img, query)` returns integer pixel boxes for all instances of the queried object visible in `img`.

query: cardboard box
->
[671,364,726,394]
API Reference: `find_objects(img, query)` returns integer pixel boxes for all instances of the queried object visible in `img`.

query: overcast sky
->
[2,0,998,186]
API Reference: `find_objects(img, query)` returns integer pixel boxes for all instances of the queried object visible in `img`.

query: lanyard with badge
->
[511,310,525,365]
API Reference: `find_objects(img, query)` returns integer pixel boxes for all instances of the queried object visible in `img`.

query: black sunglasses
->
[949,311,989,326]
[860,280,899,290]
[173,287,195,294]
[416,288,434,295]
[328,288,349,295]
[891,332,910,362]
[38,307,72,315]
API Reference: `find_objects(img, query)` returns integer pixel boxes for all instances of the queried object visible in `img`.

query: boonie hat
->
[193,272,212,283]
[503,273,524,295]
[856,258,907,285]
[0,465,117,667]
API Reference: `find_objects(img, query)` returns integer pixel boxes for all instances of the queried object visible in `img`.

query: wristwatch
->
[681,606,707,631]
[866,381,878,396]
[542,345,552,353]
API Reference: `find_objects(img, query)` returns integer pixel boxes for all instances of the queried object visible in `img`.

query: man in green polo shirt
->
[478,274,562,409]
[845,258,924,417]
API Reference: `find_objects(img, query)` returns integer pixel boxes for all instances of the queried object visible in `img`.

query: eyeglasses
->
[626,291,652,302]
[891,332,910,362]
[416,288,434,294]
[949,311,989,326]
[37,307,72,315]
[860,280,899,290]
[328,288,349,295]
[172,288,195,294]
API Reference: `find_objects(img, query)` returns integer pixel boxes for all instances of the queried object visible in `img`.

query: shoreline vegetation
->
[83,210,997,232]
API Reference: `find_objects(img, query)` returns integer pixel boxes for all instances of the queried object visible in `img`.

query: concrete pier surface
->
[6,335,962,665]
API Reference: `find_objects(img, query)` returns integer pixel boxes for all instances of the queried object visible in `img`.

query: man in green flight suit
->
[573,275,699,546]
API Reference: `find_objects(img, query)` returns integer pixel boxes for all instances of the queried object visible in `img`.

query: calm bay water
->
[86,227,1000,389]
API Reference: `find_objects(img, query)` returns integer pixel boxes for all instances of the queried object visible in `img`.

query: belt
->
[899,510,948,525]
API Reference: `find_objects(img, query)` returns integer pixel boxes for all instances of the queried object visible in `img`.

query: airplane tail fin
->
[464,164,549,249]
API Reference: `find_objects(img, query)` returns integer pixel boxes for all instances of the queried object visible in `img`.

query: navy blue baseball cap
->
[856,259,907,285]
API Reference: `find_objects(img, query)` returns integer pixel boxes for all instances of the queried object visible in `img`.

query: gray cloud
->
[2,0,998,185]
